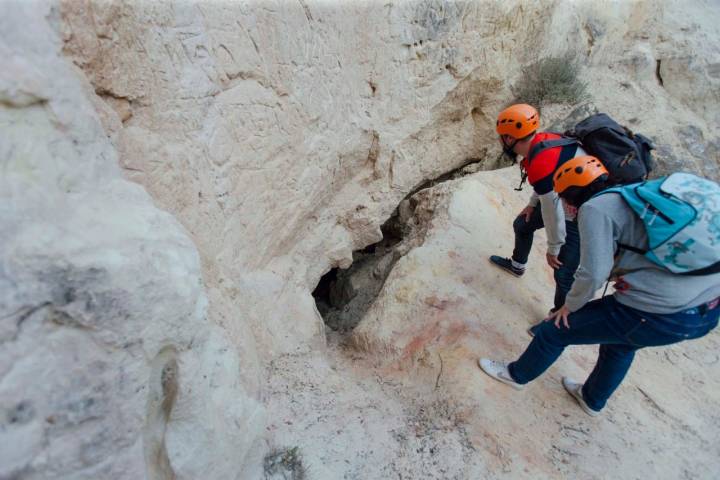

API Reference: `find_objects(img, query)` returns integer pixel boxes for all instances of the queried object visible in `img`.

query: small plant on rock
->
[263,446,307,480]
[512,54,588,107]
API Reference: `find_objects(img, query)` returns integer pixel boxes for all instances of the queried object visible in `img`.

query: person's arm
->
[565,202,617,312]
[538,191,566,256]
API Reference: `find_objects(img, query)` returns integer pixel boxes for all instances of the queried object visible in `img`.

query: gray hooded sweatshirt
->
[565,193,720,313]
[526,143,587,257]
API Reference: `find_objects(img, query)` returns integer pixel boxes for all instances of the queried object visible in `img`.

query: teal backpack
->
[601,172,720,275]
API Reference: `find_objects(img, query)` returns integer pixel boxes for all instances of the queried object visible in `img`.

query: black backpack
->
[528,113,655,184]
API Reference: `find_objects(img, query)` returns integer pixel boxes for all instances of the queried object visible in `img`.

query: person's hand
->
[519,205,534,222]
[546,253,563,269]
[549,305,571,329]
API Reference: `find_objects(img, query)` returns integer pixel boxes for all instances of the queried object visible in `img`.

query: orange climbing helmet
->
[553,156,609,195]
[496,104,540,139]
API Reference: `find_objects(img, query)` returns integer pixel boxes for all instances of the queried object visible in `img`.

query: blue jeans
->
[508,295,719,411]
[512,207,581,309]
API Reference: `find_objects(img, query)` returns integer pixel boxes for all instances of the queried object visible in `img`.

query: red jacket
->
[521,133,581,195]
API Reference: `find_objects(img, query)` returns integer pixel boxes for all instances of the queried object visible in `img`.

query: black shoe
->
[489,255,525,277]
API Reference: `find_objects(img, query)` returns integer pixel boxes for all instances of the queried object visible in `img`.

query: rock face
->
[59,0,527,362]
[0,2,263,479]
[58,0,720,363]
[3,0,720,478]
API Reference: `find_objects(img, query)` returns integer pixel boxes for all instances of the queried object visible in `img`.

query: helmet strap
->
[501,137,519,163]
[498,136,526,191]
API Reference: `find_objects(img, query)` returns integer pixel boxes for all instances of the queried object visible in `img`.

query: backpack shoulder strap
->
[591,186,649,255]
[527,137,579,163]
[616,243,647,255]
[592,186,624,198]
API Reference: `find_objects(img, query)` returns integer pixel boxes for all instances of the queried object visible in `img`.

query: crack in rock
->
[313,158,488,333]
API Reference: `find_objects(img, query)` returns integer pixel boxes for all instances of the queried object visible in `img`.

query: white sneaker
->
[477,358,524,390]
[562,377,600,417]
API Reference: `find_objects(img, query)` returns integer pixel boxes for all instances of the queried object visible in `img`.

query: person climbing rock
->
[478,156,720,416]
[489,104,586,325]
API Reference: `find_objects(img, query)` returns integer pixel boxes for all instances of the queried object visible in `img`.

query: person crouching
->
[477,156,720,416]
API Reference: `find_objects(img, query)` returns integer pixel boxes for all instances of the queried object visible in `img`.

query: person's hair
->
[560,176,612,207]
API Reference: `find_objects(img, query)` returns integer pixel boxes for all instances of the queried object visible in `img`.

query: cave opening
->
[312,213,404,332]
[312,155,492,332]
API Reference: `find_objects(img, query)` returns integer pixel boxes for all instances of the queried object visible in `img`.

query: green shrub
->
[263,446,306,480]
[512,54,588,107]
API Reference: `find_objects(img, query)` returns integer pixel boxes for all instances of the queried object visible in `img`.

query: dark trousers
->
[511,207,581,309]
[508,296,719,411]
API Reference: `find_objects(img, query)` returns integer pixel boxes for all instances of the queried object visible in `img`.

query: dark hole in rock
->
[313,268,338,320]
[313,156,488,333]
[655,59,664,87]
[7,400,35,425]
[313,214,404,333]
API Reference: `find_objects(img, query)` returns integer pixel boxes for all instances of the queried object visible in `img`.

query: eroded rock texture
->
[1,1,263,479]
[59,0,720,365]
[2,0,720,478]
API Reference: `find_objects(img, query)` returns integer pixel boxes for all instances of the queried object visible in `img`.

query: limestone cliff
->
[2,0,719,478]
[1,2,263,479]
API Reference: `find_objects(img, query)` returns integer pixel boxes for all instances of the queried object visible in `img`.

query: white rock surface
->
[0,1,264,479]
[3,0,720,478]
[59,0,720,366]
